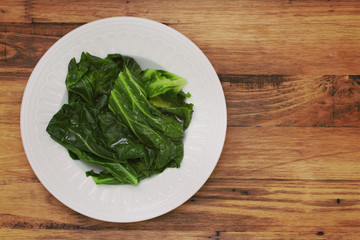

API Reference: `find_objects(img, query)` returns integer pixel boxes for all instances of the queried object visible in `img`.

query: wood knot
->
[0,42,19,62]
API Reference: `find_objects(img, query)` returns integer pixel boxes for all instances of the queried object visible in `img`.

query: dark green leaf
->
[150,90,193,129]
[66,52,120,106]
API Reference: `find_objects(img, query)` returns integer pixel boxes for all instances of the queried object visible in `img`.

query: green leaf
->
[107,54,142,76]
[46,102,119,161]
[68,146,139,185]
[109,68,184,139]
[109,68,184,168]
[86,170,123,185]
[142,69,187,98]
[66,52,120,106]
[150,90,193,129]
[98,112,148,161]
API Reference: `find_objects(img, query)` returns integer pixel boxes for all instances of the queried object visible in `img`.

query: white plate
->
[20,17,227,222]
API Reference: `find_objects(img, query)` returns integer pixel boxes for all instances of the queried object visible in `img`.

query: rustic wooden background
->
[1,0,360,239]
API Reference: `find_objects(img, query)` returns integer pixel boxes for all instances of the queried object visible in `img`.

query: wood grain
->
[1,127,359,239]
[1,0,360,239]
[1,0,360,74]
[224,75,360,127]
[0,0,29,23]
[2,229,357,240]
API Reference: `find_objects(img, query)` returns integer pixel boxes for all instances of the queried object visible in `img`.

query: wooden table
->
[1,1,360,239]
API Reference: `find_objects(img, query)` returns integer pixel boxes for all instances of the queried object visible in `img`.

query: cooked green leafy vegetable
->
[142,69,187,98]
[46,52,193,185]
[149,90,194,130]
[66,52,119,106]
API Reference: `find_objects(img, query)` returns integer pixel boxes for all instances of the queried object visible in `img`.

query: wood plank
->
[0,103,21,124]
[0,22,81,37]
[28,0,360,24]
[27,0,360,74]
[215,127,360,180]
[1,127,359,235]
[1,1,360,74]
[0,73,27,125]
[224,75,360,127]
[0,124,22,156]
[0,229,358,240]
[1,179,359,233]
[0,0,29,23]
[0,229,209,240]
[0,73,27,103]
[0,32,58,71]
